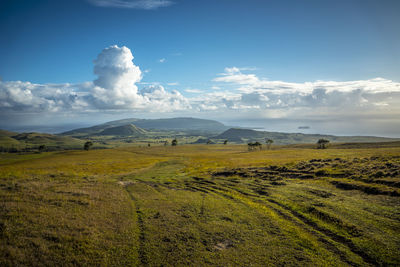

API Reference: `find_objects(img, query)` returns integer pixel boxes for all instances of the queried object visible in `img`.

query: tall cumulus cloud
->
[91,45,144,108]
[0,45,189,115]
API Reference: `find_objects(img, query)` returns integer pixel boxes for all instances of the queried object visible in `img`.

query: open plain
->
[1,143,399,266]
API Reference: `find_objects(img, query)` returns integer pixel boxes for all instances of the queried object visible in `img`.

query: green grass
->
[0,132,86,151]
[1,144,400,266]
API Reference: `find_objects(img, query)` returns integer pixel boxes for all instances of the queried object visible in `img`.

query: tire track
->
[125,188,148,266]
[189,181,372,266]
[265,198,379,266]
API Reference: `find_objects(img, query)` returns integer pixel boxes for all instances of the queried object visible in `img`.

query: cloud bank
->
[1,45,399,136]
[199,68,400,135]
[207,67,400,117]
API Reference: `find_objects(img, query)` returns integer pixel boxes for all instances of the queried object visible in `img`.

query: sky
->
[0,0,399,136]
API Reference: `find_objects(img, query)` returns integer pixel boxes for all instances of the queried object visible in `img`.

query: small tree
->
[38,145,46,153]
[248,141,262,151]
[164,140,169,146]
[266,139,274,150]
[317,139,330,149]
[254,141,262,150]
[223,140,228,145]
[148,143,151,147]
[206,139,212,145]
[171,139,178,146]
[84,141,93,151]
[248,143,252,151]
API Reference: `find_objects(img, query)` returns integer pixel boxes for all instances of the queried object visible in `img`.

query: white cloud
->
[159,58,166,63]
[0,45,189,115]
[0,81,88,113]
[190,90,241,111]
[91,45,145,109]
[90,46,190,111]
[140,85,191,111]
[198,104,218,111]
[87,0,174,10]
[185,89,202,94]
[214,67,260,85]
[209,67,400,123]
[213,67,400,95]
[167,82,179,86]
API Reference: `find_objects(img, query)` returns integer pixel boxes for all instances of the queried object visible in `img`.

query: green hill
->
[132,117,227,132]
[0,136,21,147]
[0,129,18,137]
[214,128,400,145]
[0,130,21,148]
[97,124,147,136]
[13,132,84,148]
[214,128,266,142]
[61,119,141,136]
[0,130,84,150]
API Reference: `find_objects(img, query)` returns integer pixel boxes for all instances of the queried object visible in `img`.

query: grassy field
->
[1,144,399,266]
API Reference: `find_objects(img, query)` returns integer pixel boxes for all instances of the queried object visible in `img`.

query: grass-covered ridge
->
[0,131,85,151]
[1,144,399,265]
[98,124,147,136]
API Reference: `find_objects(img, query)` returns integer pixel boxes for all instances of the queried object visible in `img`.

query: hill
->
[132,118,227,132]
[97,124,147,136]
[0,135,21,147]
[0,129,18,137]
[0,130,21,147]
[214,128,266,142]
[192,138,216,144]
[0,130,85,150]
[215,128,400,144]
[13,132,85,148]
[61,117,228,136]
[60,119,140,136]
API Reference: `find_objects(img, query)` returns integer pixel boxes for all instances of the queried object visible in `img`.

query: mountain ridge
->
[97,124,147,136]
[61,117,229,136]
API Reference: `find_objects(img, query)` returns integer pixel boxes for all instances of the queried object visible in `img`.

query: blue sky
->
[1,0,400,136]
